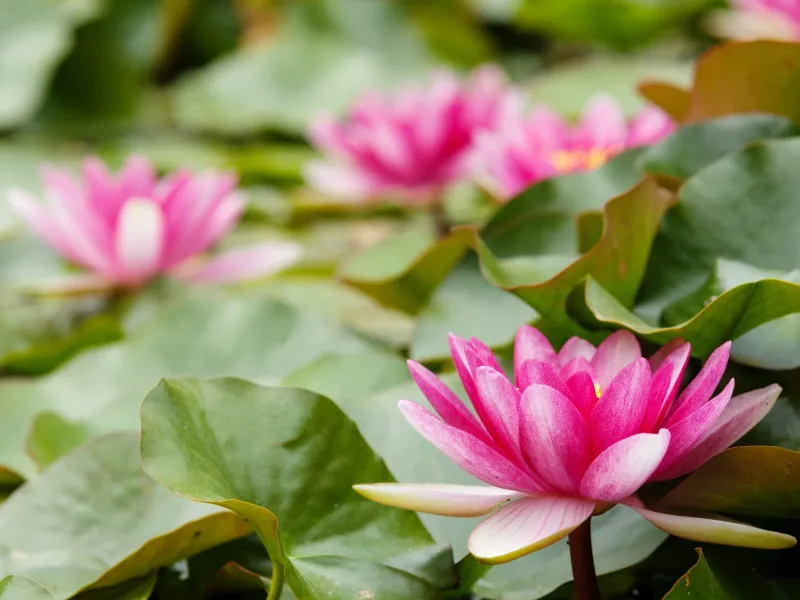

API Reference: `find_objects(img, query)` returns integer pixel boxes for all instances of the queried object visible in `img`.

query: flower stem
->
[568,518,601,600]
[267,561,284,600]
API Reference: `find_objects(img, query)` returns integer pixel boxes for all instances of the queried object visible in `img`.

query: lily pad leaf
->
[638,113,800,181]
[140,377,457,600]
[660,446,800,519]
[477,177,671,335]
[638,80,691,121]
[0,577,55,600]
[0,433,251,600]
[686,41,800,125]
[340,228,471,315]
[410,254,536,362]
[0,293,370,479]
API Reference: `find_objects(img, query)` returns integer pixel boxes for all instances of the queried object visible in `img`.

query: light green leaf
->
[171,0,433,135]
[140,377,456,600]
[0,433,250,599]
[410,254,536,362]
[340,228,471,315]
[0,293,371,479]
[0,577,55,600]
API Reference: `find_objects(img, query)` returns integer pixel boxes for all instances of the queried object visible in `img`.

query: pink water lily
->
[355,326,794,564]
[7,155,301,290]
[709,0,800,40]
[472,95,675,200]
[305,65,514,204]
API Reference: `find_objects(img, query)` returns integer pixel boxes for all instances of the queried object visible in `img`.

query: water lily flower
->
[305,65,514,204]
[709,0,800,41]
[6,155,301,291]
[355,327,793,565]
[472,95,675,200]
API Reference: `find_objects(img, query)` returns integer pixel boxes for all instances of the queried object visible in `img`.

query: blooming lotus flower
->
[709,0,800,41]
[7,155,301,290]
[355,327,794,564]
[305,65,514,204]
[472,95,675,200]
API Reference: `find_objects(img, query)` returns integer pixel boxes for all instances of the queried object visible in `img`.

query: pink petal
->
[514,326,557,385]
[406,361,490,442]
[82,156,121,224]
[399,400,543,494]
[627,105,675,148]
[474,366,521,455]
[175,193,246,264]
[517,359,571,397]
[449,334,481,409]
[558,337,596,365]
[566,371,599,415]
[666,342,731,427]
[174,241,302,284]
[625,498,796,550]
[641,361,674,433]
[590,358,651,452]
[7,188,70,256]
[468,496,595,564]
[652,379,736,480]
[303,161,373,200]
[560,356,595,381]
[353,483,524,517]
[119,154,157,199]
[520,384,591,492]
[590,330,642,391]
[465,337,503,373]
[655,384,781,480]
[114,198,165,283]
[644,341,691,430]
[580,430,670,502]
[308,112,349,155]
[579,95,627,148]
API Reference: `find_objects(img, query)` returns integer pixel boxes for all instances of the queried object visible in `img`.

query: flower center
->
[548,147,619,174]
[593,382,602,399]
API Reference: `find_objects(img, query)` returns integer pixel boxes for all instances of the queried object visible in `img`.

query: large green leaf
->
[340,228,471,315]
[638,114,800,181]
[0,433,250,599]
[410,254,535,362]
[171,0,433,135]
[0,577,55,600]
[660,447,800,519]
[284,351,667,598]
[140,377,456,600]
[477,177,671,336]
[0,0,101,128]
[0,293,370,478]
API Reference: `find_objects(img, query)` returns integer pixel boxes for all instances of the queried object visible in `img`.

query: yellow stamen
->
[548,147,620,174]
[594,383,602,399]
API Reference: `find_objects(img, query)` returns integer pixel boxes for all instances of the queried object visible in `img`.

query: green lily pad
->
[477,177,671,336]
[340,228,471,315]
[73,574,156,600]
[660,446,800,519]
[0,433,250,599]
[410,254,536,362]
[171,0,433,135]
[140,377,457,600]
[686,41,800,125]
[0,0,101,128]
[638,114,800,181]
[0,293,371,479]
[0,577,55,600]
